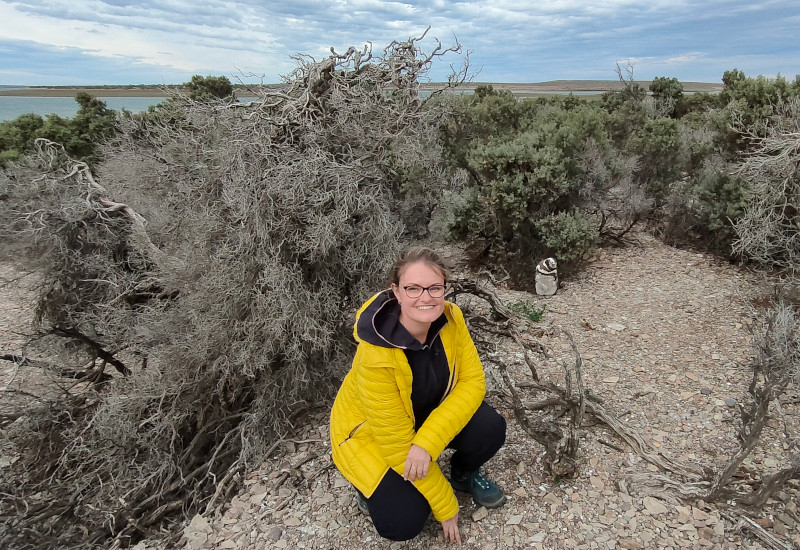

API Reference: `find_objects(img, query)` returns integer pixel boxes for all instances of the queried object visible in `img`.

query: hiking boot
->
[450,467,507,509]
[356,493,369,515]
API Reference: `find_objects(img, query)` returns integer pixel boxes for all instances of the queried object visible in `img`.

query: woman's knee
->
[373,511,427,541]
[476,402,507,442]
[368,469,430,541]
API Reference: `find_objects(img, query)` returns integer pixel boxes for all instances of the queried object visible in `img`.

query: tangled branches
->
[733,98,800,273]
[0,32,466,549]
[452,276,797,527]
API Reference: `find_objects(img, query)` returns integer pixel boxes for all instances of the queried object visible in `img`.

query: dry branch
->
[0,31,468,549]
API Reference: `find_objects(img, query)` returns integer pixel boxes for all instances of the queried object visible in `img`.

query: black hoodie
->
[356,290,450,430]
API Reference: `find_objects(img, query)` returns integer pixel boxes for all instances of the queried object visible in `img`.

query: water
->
[0,96,167,122]
[0,89,604,123]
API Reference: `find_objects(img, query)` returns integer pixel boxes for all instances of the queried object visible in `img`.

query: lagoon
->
[0,96,167,122]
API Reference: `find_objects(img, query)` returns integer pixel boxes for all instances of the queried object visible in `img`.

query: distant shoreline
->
[0,87,180,97]
[0,80,724,97]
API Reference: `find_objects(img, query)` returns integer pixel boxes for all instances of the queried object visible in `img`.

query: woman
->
[330,246,507,544]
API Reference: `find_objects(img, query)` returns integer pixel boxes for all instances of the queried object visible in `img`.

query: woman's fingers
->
[441,514,461,544]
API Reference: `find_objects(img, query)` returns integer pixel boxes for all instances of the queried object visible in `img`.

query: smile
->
[417,305,434,310]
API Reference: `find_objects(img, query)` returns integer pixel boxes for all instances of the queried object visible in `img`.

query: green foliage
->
[186,74,235,101]
[650,76,684,102]
[443,89,655,275]
[716,70,800,155]
[441,85,522,169]
[0,93,116,167]
[452,104,603,270]
[663,162,750,253]
[532,209,599,266]
[696,170,749,245]
[602,91,647,146]
[649,76,684,118]
[629,117,682,201]
[510,300,546,322]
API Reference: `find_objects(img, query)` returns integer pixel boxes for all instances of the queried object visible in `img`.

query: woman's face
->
[391,261,446,335]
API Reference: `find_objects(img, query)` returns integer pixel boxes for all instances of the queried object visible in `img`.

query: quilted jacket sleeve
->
[412,303,486,462]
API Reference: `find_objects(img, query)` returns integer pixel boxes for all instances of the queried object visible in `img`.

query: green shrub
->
[532,209,599,267]
[0,93,115,168]
[443,96,617,276]
[510,300,547,322]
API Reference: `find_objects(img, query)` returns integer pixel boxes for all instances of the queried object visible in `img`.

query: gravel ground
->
[170,234,798,550]
[3,234,798,549]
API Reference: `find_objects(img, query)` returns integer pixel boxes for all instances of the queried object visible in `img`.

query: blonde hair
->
[388,246,450,286]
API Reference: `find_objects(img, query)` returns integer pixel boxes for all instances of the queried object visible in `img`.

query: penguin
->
[535,257,558,296]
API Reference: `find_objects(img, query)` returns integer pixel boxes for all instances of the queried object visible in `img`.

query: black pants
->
[360,402,506,541]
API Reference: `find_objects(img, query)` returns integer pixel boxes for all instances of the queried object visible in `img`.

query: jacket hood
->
[354,290,447,350]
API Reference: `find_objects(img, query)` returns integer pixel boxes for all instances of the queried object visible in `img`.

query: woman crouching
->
[330,246,507,544]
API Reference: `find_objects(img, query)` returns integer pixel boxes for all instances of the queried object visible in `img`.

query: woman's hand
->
[441,511,461,544]
[402,443,431,482]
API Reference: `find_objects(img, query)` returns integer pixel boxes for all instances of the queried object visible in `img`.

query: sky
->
[0,0,798,86]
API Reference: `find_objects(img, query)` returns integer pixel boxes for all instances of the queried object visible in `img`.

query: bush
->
[186,74,236,101]
[0,32,465,548]
[0,93,116,167]
[443,93,646,276]
[732,98,800,271]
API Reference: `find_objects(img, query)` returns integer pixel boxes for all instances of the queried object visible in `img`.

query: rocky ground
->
[3,233,799,549]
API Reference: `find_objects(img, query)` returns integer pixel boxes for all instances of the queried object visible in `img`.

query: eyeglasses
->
[402,284,446,299]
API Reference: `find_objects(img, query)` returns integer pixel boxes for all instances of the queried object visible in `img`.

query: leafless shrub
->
[0,31,466,549]
[577,140,651,241]
[732,98,800,272]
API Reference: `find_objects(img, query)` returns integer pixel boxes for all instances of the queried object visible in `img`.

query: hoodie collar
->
[355,290,447,350]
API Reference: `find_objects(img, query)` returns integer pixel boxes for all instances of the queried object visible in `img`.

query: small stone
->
[472,506,489,521]
[188,514,213,534]
[700,388,712,395]
[698,527,715,540]
[692,507,710,521]
[777,513,795,528]
[506,514,524,525]
[643,496,669,515]
[333,475,349,488]
[284,516,301,527]
[724,398,737,407]
[675,506,691,523]
[618,538,643,549]
[543,492,561,506]
[755,517,773,528]
[267,526,283,541]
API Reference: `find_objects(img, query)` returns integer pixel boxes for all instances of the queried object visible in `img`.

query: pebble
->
[6,241,792,550]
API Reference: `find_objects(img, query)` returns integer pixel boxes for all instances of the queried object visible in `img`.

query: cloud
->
[0,0,798,85]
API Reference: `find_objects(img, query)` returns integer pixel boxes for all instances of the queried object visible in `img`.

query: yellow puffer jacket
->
[330,291,486,522]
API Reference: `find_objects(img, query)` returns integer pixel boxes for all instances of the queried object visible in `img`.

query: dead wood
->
[452,273,798,537]
[0,30,469,550]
